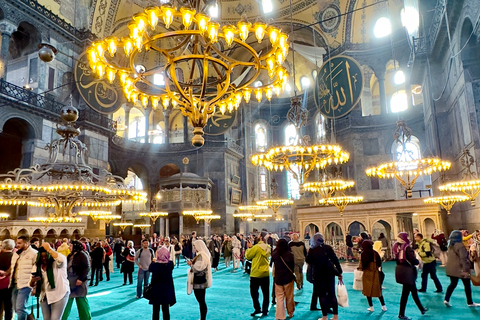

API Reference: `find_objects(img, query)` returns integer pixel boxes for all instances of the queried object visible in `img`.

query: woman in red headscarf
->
[393,232,427,320]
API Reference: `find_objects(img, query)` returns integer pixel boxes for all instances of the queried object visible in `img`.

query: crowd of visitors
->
[0,228,477,320]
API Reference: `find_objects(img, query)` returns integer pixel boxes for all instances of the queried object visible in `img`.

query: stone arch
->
[324,222,344,243]
[422,218,436,237]
[159,163,181,178]
[32,228,43,239]
[0,229,10,240]
[361,65,380,116]
[371,219,393,241]
[347,220,366,237]
[9,21,42,59]
[126,163,149,191]
[17,228,29,237]
[60,229,69,238]
[304,223,320,238]
[45,229,57,241]
[0,117,36,172]
[72,229,81,240]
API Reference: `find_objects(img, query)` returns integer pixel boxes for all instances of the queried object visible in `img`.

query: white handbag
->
[187,269,194,295]
[353,269,363,291]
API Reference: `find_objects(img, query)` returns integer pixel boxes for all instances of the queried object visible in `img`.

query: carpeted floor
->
[35,260,480,320]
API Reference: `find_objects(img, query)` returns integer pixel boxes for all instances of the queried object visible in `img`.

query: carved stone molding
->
[0,20,16,36]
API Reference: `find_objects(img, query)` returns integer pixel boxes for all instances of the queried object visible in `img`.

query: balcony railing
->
[0,80,116,134]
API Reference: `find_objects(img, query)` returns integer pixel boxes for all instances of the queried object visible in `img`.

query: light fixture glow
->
[300,76,310,89]
[394,70,406,85]
[374,17,391,38]
[262,0,273,14]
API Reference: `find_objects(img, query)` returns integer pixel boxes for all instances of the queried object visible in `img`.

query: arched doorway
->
[60,229,69,239]
[45,229,57,243]
[72,229,80,240]
[304,223,319,239]
[0,229,10,240]
[17,228,28,238]
[348,221,366,237]
[32,228,43,240]
[423,218,436,237]
[325,222,344,243]
[9,22,42,59]
[371,220,393,241]
[160,164,181,178]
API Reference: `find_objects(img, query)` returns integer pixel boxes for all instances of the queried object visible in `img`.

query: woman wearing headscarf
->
[393,232,427,319]
[187,240,212,320]
[305,233,342,320]
[444,230,479,307]
[271,239,295,320]
[121,241,135,285]
[148,247,176,320]
[231,236,242,271]
[29,242,70,320]
[359,240,386,312]
[208,235,220,272]
[469,230,480,276]
[61,240,92,320]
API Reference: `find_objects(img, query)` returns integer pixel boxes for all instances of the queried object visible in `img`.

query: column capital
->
[0,20,16,36]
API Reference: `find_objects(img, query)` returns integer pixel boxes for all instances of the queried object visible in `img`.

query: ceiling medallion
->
[86,0,290,146]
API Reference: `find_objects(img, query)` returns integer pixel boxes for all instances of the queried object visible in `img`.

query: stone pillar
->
[179,215,184,237]
[376,71,388,115]
[164,108,170,144]
[0,20,16,80]
[124,105,132,140]
[165,218,169,236]
[204,221,209,237]
[159,217,165,237]
[144,106,152,143]
[239,221,246,235]
[183,116,189,144]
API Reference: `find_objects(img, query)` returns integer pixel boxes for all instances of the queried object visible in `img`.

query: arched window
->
[390,90,408,113]
[259,167,267,199]
[393,135,421,162]
[152,124,165,144]
[125,170,143,190]
[128,108,146,143]
[285,124,300,199]
[255,123,268,152]
[316,113,327,142]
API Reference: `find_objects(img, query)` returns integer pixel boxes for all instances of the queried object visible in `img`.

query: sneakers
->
[467,303,479,307]
[398,316,411,320]
[382,305,387,312]
[250,312,262,317]
[444,300,452,307]
[367,307,374,312]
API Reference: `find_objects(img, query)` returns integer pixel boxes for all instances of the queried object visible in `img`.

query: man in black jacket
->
[289,233,307,290]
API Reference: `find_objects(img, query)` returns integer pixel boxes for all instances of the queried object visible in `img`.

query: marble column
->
[183,116,189,144]
[144,106,152,143]
[0,20,16,80]
[124,105,132,140]
[164,108,170,144]
[159,217,165,237]
[376,71,388,115]
[179,215,184,237]
[204,221,209,237]
[165,218,169,236]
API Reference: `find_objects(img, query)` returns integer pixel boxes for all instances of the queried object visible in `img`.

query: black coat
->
[395,246,418,286]
[305,244,342,292]
[67,251,90,298]
[148,261,176,306]
[271,250,295,285]
[91,247,104,268]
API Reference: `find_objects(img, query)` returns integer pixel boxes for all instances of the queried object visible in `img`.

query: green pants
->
[61,297,92,320]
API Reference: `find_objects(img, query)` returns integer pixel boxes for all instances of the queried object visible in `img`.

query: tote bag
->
[353,269,363,291]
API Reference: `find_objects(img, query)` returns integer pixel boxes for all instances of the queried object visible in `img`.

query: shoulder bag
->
[280,256,296,280]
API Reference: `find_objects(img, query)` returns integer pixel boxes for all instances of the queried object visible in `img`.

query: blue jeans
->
[12,286,31,320]
[40,292,69,320]
[137,269,150,297]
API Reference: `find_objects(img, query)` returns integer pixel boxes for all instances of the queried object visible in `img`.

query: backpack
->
[139,248,155,261]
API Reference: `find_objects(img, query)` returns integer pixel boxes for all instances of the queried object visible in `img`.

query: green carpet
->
[33,261,480,319]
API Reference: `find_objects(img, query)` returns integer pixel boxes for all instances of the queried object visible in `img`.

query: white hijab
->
[192,240,212,288]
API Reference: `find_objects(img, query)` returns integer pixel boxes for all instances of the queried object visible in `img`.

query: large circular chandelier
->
[439,148,480,206]
[251,96,349,189]
[366,121,451,197]
[0,106,147,223]
[86,0,289,146]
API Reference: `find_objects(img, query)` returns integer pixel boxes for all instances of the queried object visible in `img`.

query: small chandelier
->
[0,106,147,223]
[86,0,289,146]
[319,195,363,216]
[139,211,169,223]
[424,195,469,214]
[252,97,349,190]
[113,219,134,231]
[78,210,113,223]
[133,224,151,231]
[183,209,213,224]
[255,179,292,219]
[197,213,221,225]
[366,121,451,197]
[439,148,480,206]
[233,212,253,221]
[303,179,355,199]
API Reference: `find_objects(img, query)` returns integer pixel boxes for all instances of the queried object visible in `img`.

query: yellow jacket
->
[57,243,70,258]
[245,241,271,278]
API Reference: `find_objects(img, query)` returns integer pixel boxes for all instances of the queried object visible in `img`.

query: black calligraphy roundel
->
[204,109,237,135]
[314,55,363,119]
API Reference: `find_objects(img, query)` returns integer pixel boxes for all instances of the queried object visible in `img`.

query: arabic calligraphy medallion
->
[314,55,363,119]
[74,53,125,114]
[204,110,237,135]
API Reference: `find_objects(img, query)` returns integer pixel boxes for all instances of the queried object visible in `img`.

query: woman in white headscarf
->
[187,240,212,320]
